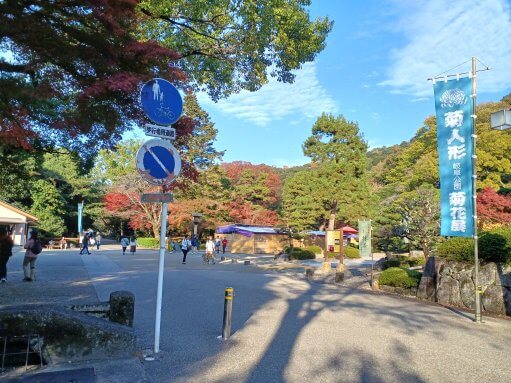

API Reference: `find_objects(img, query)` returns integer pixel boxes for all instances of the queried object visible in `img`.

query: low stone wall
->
[0,305,136,364]
[417,257,511,316]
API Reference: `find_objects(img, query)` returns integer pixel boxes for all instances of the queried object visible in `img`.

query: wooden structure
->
[0,200,38,246]
[216,225,289,255]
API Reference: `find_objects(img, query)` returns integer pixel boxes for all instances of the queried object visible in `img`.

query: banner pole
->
[471,57,482,323]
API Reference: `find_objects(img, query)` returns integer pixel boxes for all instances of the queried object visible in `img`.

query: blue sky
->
[133,0,511,167]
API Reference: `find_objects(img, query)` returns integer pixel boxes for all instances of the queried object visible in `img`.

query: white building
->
[0,200,38,246]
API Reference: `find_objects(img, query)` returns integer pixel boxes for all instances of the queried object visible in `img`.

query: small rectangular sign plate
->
[141,193,174,203]
[143,124,176,140]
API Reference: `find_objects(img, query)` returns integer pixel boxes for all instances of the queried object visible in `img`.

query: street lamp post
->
[192,213,202,237]
[490,109,511,131]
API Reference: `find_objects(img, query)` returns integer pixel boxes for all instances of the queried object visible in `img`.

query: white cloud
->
[198,62,338,126]
[380,0,511,97]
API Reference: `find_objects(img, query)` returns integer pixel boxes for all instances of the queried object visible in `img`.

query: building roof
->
[0,200,39,223]
[216,224,284,236]
[308,226,359,236]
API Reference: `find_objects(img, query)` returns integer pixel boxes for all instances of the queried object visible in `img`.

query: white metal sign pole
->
[154,200,168,353]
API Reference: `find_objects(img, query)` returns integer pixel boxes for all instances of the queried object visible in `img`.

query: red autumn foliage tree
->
[221,161,283,226]
[227,201,279,226]
[222,161,282,209]
[0,0,185,160]
[478,187,511,228]
[168,198,230,234]
[104,189,163,238]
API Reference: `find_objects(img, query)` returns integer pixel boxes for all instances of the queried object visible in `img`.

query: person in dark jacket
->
[0,228,14,283]
[79,232,91,255]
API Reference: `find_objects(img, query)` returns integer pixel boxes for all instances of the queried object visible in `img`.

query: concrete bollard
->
[335,272,345,283]
[109,291,135,327]
[222,287,234,340]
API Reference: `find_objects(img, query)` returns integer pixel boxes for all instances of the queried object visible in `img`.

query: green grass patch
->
[137,237,159,249]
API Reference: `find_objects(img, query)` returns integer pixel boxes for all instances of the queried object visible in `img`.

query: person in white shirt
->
[205,236,216,264]
[181,235,192,264]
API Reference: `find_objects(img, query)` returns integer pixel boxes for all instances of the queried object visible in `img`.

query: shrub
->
[137,237,159,249]
[406,257,427,267]
[436,237,474,262]
[288,249,315,260]
[382,259,401,270]
[378,267,422,288]
[479,227,511,265]
[345,247,360,258]
[305,245,323,255]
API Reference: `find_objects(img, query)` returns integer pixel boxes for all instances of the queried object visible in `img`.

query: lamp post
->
[192,213,202,237]
[490,109,511,130]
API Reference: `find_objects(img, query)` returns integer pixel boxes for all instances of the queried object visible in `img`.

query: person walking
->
[95,233,102,250]
[215,236,221,255]
[79,232,91,255]
[59,236,67,249]
[181,235,191,264]
[191,235,199,252]
[23,230,42,281]
[205,236,216,264]
[120,235,129,255]
[221,237,228,254]
[0,228,14,283]
[129,235,137,254]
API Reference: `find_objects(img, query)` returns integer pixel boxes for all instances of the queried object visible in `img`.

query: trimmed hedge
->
[137,237,159,249]
[382,259,401,270]
[378,267,422,288]
[288,248,315,260]
[436,226,511,265]
[479,227,511,265]
[406,257,426,267]
[436,237,474,262]
[325,248,360,259]
[345,247,361,259]
[305,245,323,255]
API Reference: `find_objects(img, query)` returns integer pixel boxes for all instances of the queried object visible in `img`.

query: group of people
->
[178,235,228,265]
[79,232,102,255]
[120,235,137,255]
[0,228,43,283]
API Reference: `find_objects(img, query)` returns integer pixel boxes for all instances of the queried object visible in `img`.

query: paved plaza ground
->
[1,246,511,382]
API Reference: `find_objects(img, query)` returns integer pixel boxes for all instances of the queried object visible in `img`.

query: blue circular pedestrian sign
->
[136,139,181,185]
[140,78,183,125]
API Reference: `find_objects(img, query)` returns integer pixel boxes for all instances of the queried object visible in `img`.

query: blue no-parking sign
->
[136,139,181,185]
[140,78,183,126]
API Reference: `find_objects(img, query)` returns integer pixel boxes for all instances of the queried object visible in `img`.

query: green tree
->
[2,0,330,157]
[281,170,324,231]
[395,186,440,258]
[139,0,332,100]
[299,113,372,229]
[30,179,66,237]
